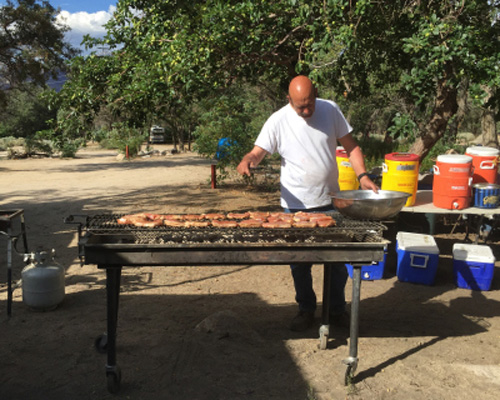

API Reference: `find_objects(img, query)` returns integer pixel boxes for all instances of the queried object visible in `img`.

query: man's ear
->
[287,95,292,105]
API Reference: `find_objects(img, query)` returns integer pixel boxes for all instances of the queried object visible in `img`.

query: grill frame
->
[1,209,29,317]
[79,212,388,266]
[70,212,389,393]
[82,234,387,266]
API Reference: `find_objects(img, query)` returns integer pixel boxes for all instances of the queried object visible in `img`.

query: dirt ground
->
[1,144,500,400]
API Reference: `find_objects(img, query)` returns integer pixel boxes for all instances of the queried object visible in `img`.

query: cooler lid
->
[452,243,495,263]
[336,146,347,157]
[396,231,439,254]
[385,152,419,162]
[436,154,472,164]
[465,146,500,157]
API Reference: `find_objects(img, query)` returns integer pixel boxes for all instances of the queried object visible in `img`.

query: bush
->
[24,136,55,156]
[0,136,24,151]
[59,141,81,158]
[90,128,110,143]
[419,139,467,173]
[356,135,402,172]
[100,124,147,157]
[193,86,271,183]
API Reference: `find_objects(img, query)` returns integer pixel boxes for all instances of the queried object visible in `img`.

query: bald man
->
[237,76,377,332]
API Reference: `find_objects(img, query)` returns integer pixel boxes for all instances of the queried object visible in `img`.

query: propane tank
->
[22,249,65,311]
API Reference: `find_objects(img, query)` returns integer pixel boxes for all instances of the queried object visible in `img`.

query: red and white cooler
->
[465,146,499,184]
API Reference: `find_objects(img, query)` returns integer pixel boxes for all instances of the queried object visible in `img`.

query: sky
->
[0,1,118,51]
[51,1,117,50]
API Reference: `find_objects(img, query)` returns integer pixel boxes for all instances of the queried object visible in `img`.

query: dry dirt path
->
[1,146,500,400]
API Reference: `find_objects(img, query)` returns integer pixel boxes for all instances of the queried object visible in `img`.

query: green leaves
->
[0,0,76,106]
[51,0,500,161]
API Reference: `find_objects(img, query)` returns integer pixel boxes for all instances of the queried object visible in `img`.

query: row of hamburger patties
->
[116,211,336,228]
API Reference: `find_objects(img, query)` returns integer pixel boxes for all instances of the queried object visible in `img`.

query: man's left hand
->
[359,175,379,193]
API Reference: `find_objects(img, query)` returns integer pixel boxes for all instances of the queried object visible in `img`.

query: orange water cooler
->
[432,154,473,210]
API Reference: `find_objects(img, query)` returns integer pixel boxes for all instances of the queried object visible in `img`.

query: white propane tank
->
[22,249,65,311]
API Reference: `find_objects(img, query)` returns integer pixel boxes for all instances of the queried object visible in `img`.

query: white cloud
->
[56,6,116,50]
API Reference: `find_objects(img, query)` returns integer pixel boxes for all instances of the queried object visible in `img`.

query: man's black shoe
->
[329,311,350,328]
[290,310,315,332]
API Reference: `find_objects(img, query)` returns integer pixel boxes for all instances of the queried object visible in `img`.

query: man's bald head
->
[288,76,315,98]
[287,75,317,119]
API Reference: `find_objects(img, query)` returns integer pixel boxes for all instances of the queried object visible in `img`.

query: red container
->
[465,146,499,184]
[432,154,473,210]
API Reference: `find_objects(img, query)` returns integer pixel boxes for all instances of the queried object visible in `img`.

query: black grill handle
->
[64,215,89,266]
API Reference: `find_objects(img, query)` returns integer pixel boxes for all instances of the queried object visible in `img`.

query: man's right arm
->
[237,146,269,176]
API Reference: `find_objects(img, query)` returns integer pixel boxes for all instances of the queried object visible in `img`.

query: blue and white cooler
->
[453,243,496,291]
[396,232,440,285]
[346,247,387,281]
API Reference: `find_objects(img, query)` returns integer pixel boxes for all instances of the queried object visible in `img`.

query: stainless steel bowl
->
[331,190,411,220]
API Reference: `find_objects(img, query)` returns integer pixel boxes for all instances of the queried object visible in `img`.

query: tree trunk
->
[409,63,458,160]
[479,86,498,148]
[447,79,469,141]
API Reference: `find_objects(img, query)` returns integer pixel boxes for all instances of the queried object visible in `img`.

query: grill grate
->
[81,213,386,245]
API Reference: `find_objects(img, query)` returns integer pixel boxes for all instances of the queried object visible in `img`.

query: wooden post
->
[125,145,129,160]
[211,163,217,189]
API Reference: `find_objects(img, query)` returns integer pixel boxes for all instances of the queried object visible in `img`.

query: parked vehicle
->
[149,125,165,143]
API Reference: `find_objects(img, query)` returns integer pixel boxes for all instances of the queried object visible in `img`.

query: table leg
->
[483,216,499,243]
[425,213,436,235]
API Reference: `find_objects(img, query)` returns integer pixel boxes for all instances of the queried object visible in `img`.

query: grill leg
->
[105,266,122,393]
[319,264,332,350]
[321,263,332,323]
[343,264,361,385]
[7,226,13,317]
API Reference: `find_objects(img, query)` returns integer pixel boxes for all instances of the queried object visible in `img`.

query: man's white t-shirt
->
[255,98,352,209]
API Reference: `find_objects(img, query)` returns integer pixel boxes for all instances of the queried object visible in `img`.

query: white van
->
[149,125,165,143]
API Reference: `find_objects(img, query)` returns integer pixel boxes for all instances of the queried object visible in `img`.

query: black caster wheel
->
[343,357,358,386]
[95,334,108,354]
[106,366,121,394]
[344,364,354,386]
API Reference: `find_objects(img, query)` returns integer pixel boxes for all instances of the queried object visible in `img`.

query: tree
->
[311,1,500,159]
[57,0,500,163]
[55,1,305,135]
[479,86,498,147]
[0,0,76,106]
[0,87,56,138]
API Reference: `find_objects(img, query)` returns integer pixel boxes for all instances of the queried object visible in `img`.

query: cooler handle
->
[479,160,495,170]
[410,253,429,269]
[382,163,388,173]
[433,165,440,175]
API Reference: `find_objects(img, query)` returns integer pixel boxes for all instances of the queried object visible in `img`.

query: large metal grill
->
[67,212,389,393]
